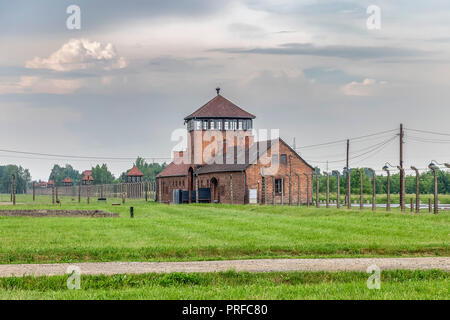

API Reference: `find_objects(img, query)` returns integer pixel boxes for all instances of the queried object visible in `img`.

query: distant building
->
[47,180,54,188]
[156,89,314,205]
[63,177,73,186]
[40,181,47,188]
[126,165,144,183]
[81,170,93,185]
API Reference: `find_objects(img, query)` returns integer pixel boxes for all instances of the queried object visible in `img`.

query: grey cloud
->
[211,43,427,59]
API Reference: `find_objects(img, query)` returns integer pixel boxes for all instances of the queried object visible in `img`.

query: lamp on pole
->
[344,167,351,209]
[324,172,329,208]
[428,162,439,214]
[382,164,391,212]
[332,170,341,209]
[303,173,310,207]
[358,168,363,210]
[367,168,376,211]
[396,165,405,212]
[410,166,420,213]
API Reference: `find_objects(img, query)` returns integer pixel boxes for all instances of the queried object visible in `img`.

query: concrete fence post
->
[411,166,420,213]
[368,168,376,211]
[324,172,329,208]
[333,171,340,209]
[359,169,363,210]
[295,173,301,206]
[315,174,320,208]
[32,182,35,202]
[272,176,275,205]
[303,173,310,207]
[228,174,232,205]
[11,175,16,205]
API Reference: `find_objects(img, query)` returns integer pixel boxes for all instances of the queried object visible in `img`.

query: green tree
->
[0,165,31,194]
[91,164,115,185]
[120,157,167,182]
[48,164,81,186]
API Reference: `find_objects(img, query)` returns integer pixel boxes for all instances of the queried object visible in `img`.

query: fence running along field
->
[27,182,157,200]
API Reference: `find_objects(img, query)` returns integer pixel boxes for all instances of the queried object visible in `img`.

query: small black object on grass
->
[130,206,134,218]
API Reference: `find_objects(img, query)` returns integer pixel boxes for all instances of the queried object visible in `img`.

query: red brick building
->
[63,177,73,186]
[126,165,144,182]
[81,170,93,185]
[156,90,314,205]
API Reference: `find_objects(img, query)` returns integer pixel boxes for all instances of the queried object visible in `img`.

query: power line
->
[0,148,171,161]
[405,128,450,137]
[295,128,397,150]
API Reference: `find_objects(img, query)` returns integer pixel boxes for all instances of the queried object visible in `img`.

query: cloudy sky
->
[1,0,449,180]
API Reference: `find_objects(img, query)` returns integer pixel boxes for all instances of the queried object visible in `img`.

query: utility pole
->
[399,124,404,210]
[346,139,351,209]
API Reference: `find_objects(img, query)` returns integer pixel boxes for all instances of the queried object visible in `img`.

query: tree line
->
[313,168,450,194]
[46,158,166,186]
[0,158,167,193]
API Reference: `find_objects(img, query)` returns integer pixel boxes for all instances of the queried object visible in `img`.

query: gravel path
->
[0,257,448,277]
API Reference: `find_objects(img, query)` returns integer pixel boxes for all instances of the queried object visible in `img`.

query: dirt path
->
[0,257,448,277]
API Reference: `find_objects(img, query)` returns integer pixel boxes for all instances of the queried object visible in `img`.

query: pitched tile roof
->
[184,95,256,120]
[156,162,192,178]
[127,165,144,176]
[63,177,72,183]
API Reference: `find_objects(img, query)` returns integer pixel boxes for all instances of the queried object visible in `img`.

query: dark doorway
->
[210,177,219,203]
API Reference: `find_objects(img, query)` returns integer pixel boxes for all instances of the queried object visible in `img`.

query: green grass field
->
[0,194,448,264]
[0,270,448,299]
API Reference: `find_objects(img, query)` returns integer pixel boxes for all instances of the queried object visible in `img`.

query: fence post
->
[11,175,16,205]
[296,173,301,206]
[359,169,363,210]
[78,181,81,203]
[428,198,432,213]
[281,177,284,205]
[52,181,55,204]
[272,176,275,205]
[324,172,329,208]
[196,175,199,203]
[410,198,414,212]
[368,168,376,211]
[288,174,292,205]
[411,166,420,213]
[87,184,90,204]
[228,175,232,205]
[145,182,148,201]
[303,173,309,207]
[315,174,319,208]
[333,171,340,209]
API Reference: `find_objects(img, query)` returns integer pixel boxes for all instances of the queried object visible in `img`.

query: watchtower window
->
[202,120,208,130]
[280,154,287,165]
[210,120,215,130]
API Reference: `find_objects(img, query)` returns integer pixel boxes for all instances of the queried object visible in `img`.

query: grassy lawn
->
[0,194,448,264]
[0,270,448,299]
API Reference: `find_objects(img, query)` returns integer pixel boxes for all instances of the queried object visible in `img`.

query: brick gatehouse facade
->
[156,90,314,205]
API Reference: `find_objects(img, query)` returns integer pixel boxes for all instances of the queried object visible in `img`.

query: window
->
[280,154,287,165]
[216,120,222,130]
[210,120,215,130]
[224,121,229,130]
[229,120,237,130]
[238,120,243,130]
[195,121,201,130]
[275,179,283,194]
[202,120,208,130]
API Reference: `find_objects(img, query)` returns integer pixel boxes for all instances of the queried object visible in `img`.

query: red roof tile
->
[48,180,54,185]
[184,95,255,120]
[156,162,191,178]
[127,165,144,176]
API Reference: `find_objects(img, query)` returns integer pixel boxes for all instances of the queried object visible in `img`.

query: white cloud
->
[25,39,127,71]
[0,76,82,94]
[340,78,387,96]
